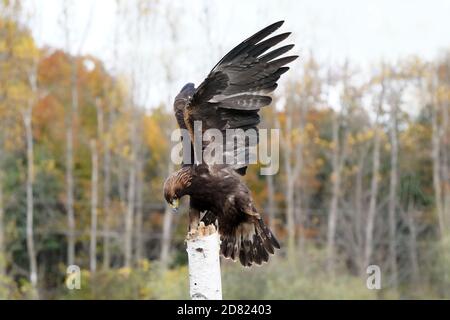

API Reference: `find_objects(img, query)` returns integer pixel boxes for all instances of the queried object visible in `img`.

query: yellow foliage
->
[329,141,336,150]
[14,34,38,60]
[315,158,324,167]
[385,143,391,152]
[305,122,315,132]
[364,129,375,141]
[7,81,32,102]
[143,115,169,164]
[118,267,132,278]
[347,135,356,146]
[137,259,151,272]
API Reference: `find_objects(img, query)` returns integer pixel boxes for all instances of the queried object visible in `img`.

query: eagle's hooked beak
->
[169,198,180,212]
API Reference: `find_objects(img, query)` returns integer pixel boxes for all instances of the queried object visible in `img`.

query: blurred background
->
[0,0,449,299]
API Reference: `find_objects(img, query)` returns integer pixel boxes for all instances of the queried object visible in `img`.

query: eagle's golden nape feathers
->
[220,217,280,267]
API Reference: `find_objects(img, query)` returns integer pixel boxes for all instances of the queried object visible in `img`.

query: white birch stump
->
[186,222,222,300]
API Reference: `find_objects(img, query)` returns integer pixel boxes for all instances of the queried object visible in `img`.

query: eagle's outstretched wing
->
[183,20,298,174]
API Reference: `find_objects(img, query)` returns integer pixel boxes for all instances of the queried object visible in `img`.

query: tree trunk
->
[442,100,449,232]
[186,224,222,300]
[135,157,144,263]
[278,96,306,261]
[431,100,445,237]
[0,142,5,277]
[406,204,420,284]
[160,162,174,268]
[364,86,383,270]
[89,140,98,274]
[388,100,399,288]
[103,0,120,269]
[327,111,342,274]
[285,176,296,259]
[124,101,138,267]
[327,175,340,273]
[354,150,365,272]
[294,103,305,252]
[295,186,305,255]
[102,109,112,269]
[66,60,77,267]
[281,103,297,260]
[124,155,136,268]
[23,108,38,298]
[118,157,127,207]
[266,174,276,231]
[364,125,381,269]
[160,205,173,268]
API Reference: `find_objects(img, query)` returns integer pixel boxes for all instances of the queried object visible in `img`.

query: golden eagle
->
[163,21,297,266]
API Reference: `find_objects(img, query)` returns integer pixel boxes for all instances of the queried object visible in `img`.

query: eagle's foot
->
[187,228,198,240]
[186,222,217,240]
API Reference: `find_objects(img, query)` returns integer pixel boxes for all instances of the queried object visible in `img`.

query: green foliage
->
[0,273,34,299]
[426,236,450,297]
[53,248,385,300]
[59,260,189,300]
[221,250,378,300]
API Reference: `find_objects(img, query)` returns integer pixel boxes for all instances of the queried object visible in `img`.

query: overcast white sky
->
[26,0,450,109]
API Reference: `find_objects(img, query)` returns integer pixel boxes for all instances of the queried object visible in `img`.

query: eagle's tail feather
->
[220,218,280,267]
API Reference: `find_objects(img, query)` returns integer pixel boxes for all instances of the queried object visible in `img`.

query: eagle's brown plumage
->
[164,164,280,266]
[164,21,297,266]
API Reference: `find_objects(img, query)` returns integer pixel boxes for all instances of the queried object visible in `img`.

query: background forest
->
[0,0,449,299]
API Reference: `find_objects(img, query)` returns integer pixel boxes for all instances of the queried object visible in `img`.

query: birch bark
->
[186,223,222,300]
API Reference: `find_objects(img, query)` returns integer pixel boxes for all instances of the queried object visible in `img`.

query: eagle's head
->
[163,166,192,212]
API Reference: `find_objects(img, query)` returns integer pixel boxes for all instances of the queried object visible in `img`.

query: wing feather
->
[183,21,297,174]
[209,20,285,71]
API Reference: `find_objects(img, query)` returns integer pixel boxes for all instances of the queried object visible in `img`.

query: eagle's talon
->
[186,229,198,241]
